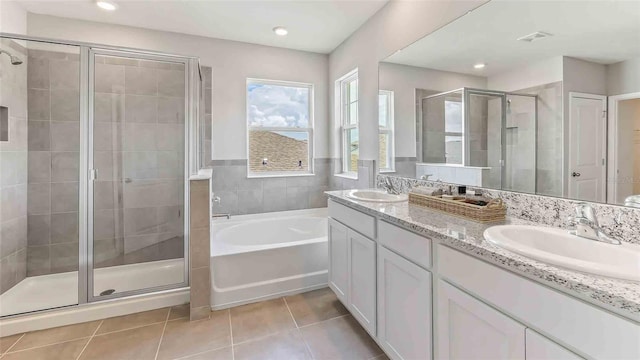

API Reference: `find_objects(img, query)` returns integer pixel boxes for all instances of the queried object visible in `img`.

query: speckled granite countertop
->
[326,190,640,322]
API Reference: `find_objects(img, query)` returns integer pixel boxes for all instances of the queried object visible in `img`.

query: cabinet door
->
[378,246,432,360]
[328,218,349,303]
[436,280,525,360]
[525,329,583,360]
[348,229,377,335]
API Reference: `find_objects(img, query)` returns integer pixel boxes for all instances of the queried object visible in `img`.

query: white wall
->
[487,56,563,92]
[0,1,27,34]
[607,58,640,96]
[26,13,330,161]
[378,62,486,157]
[328,0,488,171]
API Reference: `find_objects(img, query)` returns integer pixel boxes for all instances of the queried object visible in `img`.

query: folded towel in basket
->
[411,186,443,196]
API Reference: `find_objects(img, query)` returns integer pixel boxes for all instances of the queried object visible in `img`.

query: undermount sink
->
[484,225,640,282]
[345,189,408,203]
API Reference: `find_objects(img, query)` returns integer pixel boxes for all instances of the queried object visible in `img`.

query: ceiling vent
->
[517,31,553,42]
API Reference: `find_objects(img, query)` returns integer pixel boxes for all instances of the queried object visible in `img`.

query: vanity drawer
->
[378,220,431,269]
[328,200,375,239]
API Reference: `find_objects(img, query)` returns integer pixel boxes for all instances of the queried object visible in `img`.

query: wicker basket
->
[408,192,506,223]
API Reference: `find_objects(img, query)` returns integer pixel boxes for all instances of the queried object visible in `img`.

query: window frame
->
[378,89,395,173]
[246,78,314,178]
[337,69,359,177]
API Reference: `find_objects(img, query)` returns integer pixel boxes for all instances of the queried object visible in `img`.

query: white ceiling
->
[13,0,389,54]
[385,0,640,76]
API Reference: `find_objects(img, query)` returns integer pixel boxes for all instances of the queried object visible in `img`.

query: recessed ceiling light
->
[273,27,288,36]
[96,1,118,11]
[517,31,553,42]
[474,63,486,69]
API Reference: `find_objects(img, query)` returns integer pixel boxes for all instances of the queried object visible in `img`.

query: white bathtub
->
[210,208,328,310]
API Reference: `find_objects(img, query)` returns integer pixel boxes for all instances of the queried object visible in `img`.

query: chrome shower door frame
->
[86,47,193,303]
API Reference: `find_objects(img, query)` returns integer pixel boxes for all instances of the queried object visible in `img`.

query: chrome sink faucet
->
[569,203,621,245]
[382,177,401,195]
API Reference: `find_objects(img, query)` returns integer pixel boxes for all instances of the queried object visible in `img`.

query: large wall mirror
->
[379,0,640,207]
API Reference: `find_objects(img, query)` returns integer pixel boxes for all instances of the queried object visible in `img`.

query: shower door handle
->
[89,169,97,181]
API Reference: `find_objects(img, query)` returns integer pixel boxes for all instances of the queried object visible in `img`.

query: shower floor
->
[0,258,184,317]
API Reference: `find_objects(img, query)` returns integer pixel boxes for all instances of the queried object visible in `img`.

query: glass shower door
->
[89,50,187,300]
[0,39,82,317]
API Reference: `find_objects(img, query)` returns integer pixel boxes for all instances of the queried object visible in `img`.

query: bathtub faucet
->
[212,213,231,219]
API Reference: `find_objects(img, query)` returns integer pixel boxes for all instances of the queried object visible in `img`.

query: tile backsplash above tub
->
[377,174,640,245]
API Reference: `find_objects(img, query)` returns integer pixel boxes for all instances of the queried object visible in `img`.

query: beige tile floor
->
[0,288,388,360]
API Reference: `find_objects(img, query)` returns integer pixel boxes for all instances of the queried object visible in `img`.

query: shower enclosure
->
[0,34,201,318]
[421,88,537,193]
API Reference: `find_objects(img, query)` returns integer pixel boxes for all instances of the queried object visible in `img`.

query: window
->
[247,79,313,176]
[338,69,359,175]
[444,99,463,164]
[378,90,394,172]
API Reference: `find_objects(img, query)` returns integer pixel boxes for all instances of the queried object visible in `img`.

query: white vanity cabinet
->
[377,246,432,360]
[328,199,638,360]
[436,280,526,360]
[328,218,349,303]
[328,201,377,336]
[348,230,377,335]
[525,329,584,360]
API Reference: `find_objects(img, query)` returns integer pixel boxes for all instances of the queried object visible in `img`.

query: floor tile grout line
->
[153,308,172,360]
[283,297,316,360]
[2,333,25,355]
[75,320,103,360]
[5,335,93,354]
[297,313,351,330]
[282,296,299,329]
[92,320,169,337]
[228,309,235,360]
[171,344,232,360]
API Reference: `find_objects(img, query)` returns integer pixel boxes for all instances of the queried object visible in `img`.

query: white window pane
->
[444,100,462,133]
[349,79,358,102]
[445,135,463,164]
[348,102,358,125]
[379,133,390,169]
[249,130,309,172]
[247,83,310,128]
[346,128,359,172]
[379,94,388,127]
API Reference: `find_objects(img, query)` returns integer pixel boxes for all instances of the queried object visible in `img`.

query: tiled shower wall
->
[0,39,28,294]
[26,48,81,276]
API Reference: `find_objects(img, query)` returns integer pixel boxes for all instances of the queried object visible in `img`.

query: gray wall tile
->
[50,89,80,122]
[50,212,78,244]
[125,66,157,95]
[95,62,125,94]
[28,151,51,184]
[27,56,49,90]
[125,95,157,123]
[50,121,79,151]
[51,151,79,182]
[27,89,50,120]
[27,245,50,276]
[237,189,263,215]
[49,59,79,90]
[50,182,78,213]
[28,121,50,151]
[27,183,50,215]
[27,214,50,246]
